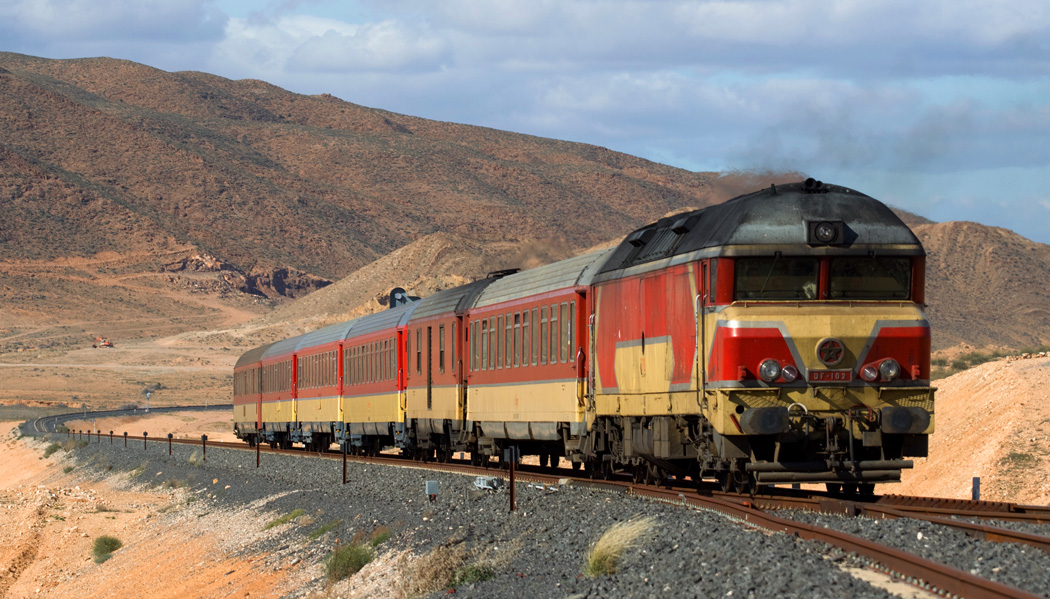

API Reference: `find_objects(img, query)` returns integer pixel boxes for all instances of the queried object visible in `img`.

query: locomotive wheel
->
[826,483,843,495]
[571,461,582,472]
[858,483,876,496]
[538,453,549,469]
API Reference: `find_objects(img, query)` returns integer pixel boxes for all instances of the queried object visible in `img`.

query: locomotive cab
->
[590,179,935,493]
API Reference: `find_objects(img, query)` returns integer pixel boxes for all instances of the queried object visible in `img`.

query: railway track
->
[47,421,1050,599]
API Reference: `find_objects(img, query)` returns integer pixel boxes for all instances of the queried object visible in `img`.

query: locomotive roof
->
[598,180,924,275]
[474,248,615,309]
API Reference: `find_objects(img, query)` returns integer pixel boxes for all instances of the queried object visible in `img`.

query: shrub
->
[370,525,391,548]
[324,543,374,582]
[63,466,74,474]
[43,443,61,458]
[583,516,658,578]
[451,563,495,587]
[92,535,123,563]
[264,509,305,530]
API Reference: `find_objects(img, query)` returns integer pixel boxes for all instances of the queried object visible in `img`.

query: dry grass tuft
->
[402,541,468,597]
[583,515,658,578]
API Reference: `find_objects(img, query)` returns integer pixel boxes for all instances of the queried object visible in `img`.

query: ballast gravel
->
[775,510,1050,598]
[58,437,1034,599]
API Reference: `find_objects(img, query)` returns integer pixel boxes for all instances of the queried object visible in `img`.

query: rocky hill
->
[0,52,723,281]
[1,53,1049,357]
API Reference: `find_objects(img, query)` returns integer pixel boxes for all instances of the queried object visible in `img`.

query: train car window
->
[560,303,570,362]
[828,256,911,300]
[416,329,422,375]
[550,304,559,364]
[439,325,446,374]
[514,313,521,367]
[540,307,548,365]
[451,323,457,372]
[488,317,497,369]
[470,321,477,371]
[481,319,489,370]
[505,313,513,368]
[521,311,529,368]
[734,257,819,300]
[568,301,575,360]
[531,308,539,365]
[389,338,395,381]
[496,315,504,369]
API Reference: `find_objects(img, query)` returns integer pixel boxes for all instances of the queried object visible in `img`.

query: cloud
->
[0,0,226,45]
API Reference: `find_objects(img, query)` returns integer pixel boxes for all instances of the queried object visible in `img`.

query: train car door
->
[426,326,433,410]
[256,366,263,430]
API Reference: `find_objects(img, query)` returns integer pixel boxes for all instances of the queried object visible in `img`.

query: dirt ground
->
[0,421,299,599]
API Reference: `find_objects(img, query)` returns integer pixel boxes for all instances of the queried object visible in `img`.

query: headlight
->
[860,364,879,382]
[758,359,781,383]
[781,365,799,383]
[879,359,901,381]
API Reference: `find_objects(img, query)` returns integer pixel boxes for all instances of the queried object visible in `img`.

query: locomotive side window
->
[828,257,911,300]
[734,257,819,300]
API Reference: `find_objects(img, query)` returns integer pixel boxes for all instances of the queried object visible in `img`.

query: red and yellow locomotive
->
[234,179,933,492]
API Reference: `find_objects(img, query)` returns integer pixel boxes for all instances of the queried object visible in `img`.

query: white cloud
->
[0,0,225,43]
[211,15,449,75]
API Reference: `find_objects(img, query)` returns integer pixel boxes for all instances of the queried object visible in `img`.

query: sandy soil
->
[0,422,291,599]
[62,410,239,445]
[897,355,1050,504]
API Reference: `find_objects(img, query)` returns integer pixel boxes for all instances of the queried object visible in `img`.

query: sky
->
[3,0,1049,244]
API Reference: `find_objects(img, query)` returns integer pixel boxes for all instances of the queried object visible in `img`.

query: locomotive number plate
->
[808,369,852,383]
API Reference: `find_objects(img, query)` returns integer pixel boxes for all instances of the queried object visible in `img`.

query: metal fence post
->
[168,433,173,456]
[143,432,148,450]
[201,435,207,461]
[123,432,127,447]
[972,476,981,501]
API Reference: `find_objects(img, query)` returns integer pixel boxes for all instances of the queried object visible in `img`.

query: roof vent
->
[670,216,692,235]
[626,229,654,247]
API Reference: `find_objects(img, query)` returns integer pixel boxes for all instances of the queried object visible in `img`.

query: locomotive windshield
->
[734,257,819,300]
[828,256,911,299]
[733,255,912,300]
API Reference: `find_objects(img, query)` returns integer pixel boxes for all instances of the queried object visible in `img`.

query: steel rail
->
[629,486,1045,599]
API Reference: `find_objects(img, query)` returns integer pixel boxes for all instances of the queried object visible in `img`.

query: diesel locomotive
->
[234,179,934,493]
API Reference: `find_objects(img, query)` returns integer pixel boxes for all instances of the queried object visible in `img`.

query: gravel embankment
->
[776,510,1050,598]
[61,437,944,598]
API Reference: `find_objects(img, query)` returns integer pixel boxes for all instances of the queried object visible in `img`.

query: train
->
[233,179,934,493]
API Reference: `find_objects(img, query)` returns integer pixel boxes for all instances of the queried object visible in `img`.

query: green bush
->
[451,563,495,587]
[92,535,123,563]
[324,544,374,582]
[43,443,61,458]
[63,466,74,474]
